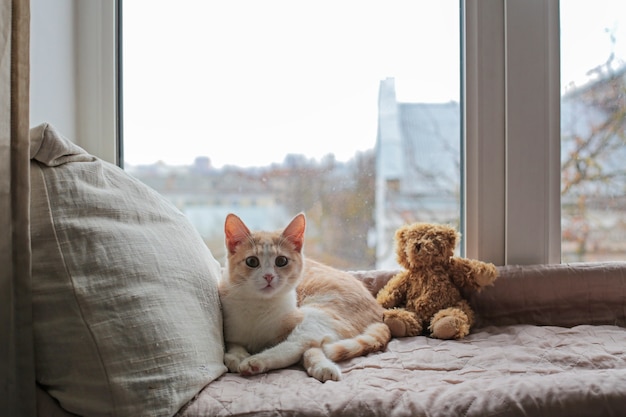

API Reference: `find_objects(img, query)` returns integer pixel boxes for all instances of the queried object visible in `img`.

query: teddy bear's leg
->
[382,308,423,338]
[428,300,475,340]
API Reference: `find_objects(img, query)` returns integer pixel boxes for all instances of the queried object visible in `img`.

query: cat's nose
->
[263,274,274,283]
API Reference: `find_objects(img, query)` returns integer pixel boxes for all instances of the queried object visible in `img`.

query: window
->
[122,1,462,270]
[71,0,615,268]
[560,0,626,262]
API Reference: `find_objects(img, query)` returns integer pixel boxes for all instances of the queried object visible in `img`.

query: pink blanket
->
[38,262,626,417]
[181,324,626,417]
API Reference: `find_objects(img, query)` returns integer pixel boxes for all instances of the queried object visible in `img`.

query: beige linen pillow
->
[30,123,226,417]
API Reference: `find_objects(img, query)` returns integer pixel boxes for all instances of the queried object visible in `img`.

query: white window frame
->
[464,0,561,265]
[75,0,120,166]
[73,0,562,265]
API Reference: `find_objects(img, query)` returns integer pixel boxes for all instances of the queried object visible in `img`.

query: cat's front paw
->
[224,353,243,373]
[224,345,251,373]
[238,356,268,376]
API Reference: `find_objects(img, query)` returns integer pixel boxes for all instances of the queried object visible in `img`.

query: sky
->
[122,0,626,168]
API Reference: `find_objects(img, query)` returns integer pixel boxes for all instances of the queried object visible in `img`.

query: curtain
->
[0,0,35,416]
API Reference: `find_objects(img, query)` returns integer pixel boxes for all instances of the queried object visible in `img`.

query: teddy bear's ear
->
[394,225,413,265]
[448,227,460,245]
[394,226,405,243]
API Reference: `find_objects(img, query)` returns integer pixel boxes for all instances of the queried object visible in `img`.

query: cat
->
[219,212,391,382]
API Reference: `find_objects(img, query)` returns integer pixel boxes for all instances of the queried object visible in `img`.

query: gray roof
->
[398,101,460,195]
[376,78,460,196]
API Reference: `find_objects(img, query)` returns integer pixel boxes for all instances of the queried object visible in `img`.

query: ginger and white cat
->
[219,213,390,382]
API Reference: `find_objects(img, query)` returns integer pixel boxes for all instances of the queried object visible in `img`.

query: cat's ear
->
[224,213,251,254]
[282,213,306,253]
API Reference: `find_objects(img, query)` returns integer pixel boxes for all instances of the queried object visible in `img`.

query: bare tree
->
[561,56,626,261]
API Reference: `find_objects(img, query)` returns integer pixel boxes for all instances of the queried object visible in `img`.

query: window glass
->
[122,1,461,269]
[560,0,626,262]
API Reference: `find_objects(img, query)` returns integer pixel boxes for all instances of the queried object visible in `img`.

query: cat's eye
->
[245,256,260,268]
[275,256,288,267]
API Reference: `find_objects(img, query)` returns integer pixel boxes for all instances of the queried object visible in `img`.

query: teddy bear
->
[376,222,498,339]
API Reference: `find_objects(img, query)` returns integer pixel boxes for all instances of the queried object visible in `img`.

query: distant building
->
[128,68,626,267]
[126,163,291,261]
[375,65,626,267]
[375,78,461,268]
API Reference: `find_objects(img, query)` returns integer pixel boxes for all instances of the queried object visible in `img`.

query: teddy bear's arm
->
[376,272,409,308]
[449,258,498,292]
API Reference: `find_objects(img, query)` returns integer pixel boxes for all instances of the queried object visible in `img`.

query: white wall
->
[30,0,78,141]
[29,0,118,164]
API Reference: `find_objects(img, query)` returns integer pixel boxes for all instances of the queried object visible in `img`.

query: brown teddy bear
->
[376,222,498,339]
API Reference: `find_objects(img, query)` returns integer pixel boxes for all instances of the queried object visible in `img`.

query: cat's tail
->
[322,322,391,363]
